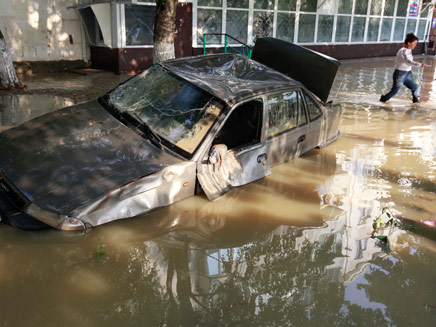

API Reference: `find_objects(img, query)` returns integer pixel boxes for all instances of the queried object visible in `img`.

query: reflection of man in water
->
[380,33,428,103]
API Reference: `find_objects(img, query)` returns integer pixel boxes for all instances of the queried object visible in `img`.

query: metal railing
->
[202,33,253,58]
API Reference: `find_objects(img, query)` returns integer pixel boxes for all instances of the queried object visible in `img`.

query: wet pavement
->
[1,58,436,326]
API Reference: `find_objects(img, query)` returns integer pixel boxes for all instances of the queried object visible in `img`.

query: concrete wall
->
[0,0,88,62]
[91,3,193,74]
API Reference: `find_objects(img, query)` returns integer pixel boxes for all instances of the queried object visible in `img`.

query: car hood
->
[0,99,182,215]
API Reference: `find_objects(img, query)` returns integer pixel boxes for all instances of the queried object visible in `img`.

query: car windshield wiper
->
[131,112,163,149]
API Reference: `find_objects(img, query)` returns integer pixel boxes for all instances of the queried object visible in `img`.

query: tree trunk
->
[0,29,21,88]
[153,0,178,64]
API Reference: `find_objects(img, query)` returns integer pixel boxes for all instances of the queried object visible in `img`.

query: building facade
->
[194,0,435,58]
[81,0,436,72]
[0,0,87,63]
[1,0,435,73]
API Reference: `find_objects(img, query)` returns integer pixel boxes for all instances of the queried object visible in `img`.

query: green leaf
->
[375,235,388,242]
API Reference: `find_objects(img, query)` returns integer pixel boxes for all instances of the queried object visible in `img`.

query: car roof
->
[161,53,300,106]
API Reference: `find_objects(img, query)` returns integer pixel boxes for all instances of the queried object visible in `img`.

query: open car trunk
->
[251,37,341,104]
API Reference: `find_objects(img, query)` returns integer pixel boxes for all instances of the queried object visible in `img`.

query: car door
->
[265,89,310,166]
[197,98,271,201]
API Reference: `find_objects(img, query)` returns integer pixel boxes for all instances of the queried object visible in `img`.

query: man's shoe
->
[413,96,420,103]
[380,95,387,102]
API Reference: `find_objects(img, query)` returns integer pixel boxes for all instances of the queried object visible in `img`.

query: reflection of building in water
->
[129,126,428,315]
[313,145,390,284]
[134,147,393,313]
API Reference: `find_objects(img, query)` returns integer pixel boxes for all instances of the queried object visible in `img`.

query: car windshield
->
[108,65,223,154]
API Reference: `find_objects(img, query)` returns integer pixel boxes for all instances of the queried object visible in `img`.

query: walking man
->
[380,33,428,103]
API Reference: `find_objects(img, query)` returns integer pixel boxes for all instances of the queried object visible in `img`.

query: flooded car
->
[0,38,342,230]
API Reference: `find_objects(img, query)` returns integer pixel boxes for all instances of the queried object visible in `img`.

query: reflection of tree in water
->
[85,244,171,325]
[156,226,436,326]
[2,220,435,325]
[360,245,436,327]
[187,230,344,326]
[0,94,19,131]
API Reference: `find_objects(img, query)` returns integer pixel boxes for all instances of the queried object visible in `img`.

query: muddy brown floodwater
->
[1,59,436,326]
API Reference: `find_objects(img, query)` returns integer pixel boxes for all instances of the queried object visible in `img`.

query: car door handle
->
[257,153,268,164]
[298,135,306,143]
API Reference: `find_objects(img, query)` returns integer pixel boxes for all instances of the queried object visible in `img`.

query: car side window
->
[213,98,263,150]
[267,90,305,138]
[304,93,322,121]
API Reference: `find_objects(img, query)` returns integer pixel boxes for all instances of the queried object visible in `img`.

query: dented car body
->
[0,38,342,230]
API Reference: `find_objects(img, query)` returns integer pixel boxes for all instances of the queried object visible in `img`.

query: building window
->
[198,8,222,44]
[277,13,295,42]
[417,19,427,39]
[317,15,334,43]
[351,16,366,42]
[396,0,409,17]
[370,1,383,16]
[124,4,155,46]
[393,18,406,41]
[406,19,418,35]
[198,0,221,6]
[354,1,368,15]
[300,0,317,12]
[336,16,351,42]
[193,0,434,47]
[367,18,381,42]
[253,11,273,41]
[338,0,352,14]
[380,18,394,41]
[298,14,316,43]
[227,10,248,43]
[228,0,249,8]
[254,0,274,10]
[420,0,432,17]
[278,0,297,11]
[384,0,396,16]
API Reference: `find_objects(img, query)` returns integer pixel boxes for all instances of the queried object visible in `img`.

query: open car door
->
[197,98,271,200]
[197,143,271,201]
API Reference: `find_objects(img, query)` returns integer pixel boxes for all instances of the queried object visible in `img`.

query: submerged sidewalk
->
[9,69,129,102]
[0,70,129,131]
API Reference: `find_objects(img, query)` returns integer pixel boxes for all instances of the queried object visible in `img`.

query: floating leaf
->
[375,235,388,242]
